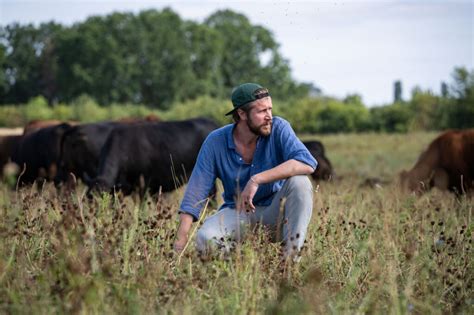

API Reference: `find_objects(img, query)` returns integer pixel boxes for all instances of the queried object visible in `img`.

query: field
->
[0,131,472,314]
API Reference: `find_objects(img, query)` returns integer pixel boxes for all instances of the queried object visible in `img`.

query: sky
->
[1,0,473,106]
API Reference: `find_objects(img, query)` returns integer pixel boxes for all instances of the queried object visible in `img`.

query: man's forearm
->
[177,213,194,238]
[251,159,314,185]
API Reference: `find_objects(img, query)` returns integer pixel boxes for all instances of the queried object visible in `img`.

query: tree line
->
[0,8,311,108]
[0,8,472,132]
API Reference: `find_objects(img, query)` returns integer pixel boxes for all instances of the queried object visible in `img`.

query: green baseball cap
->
[226,83,270,116]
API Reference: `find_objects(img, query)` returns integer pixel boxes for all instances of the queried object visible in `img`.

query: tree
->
[0,38,7,101]
[182,21,224,99]
[394,80,403,103]
[441,81,448,98]
[446,67,474,128]
[1,23,42,104]
[205,10,309,99]
[343,94,364,107]
[409,87,440,130]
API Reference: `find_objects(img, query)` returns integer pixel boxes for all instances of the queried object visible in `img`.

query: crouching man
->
[174,83,317,260]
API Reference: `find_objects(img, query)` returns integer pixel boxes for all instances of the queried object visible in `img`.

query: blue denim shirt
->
[179,116,317,220]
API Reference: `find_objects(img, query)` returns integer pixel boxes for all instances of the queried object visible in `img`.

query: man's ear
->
[237,109,247,121]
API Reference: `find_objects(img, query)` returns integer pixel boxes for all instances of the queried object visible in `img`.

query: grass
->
[0,131,472,314]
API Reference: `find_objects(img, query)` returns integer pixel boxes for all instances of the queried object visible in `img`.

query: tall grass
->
[0,132,472,314]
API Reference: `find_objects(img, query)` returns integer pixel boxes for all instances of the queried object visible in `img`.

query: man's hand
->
[173,213,193,253]
[238,176,259,212]
[174,233,188,253]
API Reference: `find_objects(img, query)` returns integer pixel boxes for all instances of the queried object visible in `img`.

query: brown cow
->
[400,129,474,194]
[116,114,160,123]
[23,119,63,135]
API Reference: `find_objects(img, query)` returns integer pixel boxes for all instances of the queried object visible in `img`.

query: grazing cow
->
[56,121,121,185]
[116,114,160,123]
[303,140,334,181]
[23,119,76,135]
[56,116,160,186]
[0,135,22,176]
[400,129,474,194]
[12,123,73,184]
[91,118,219,195]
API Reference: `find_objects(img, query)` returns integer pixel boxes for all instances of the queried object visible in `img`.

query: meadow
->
[0,131,472,314]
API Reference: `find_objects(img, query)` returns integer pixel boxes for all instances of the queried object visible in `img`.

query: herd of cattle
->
[0,117,334,196]
[0,118,472,196]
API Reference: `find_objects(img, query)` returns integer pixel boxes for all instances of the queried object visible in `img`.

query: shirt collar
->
[227,123,236,149]
[227,121,268,149]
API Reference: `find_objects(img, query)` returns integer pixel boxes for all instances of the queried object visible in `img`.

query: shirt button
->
[251,164,254,167]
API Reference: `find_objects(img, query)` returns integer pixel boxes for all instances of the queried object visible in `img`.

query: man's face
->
[246,97,273,137]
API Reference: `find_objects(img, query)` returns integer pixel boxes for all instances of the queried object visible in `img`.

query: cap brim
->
[225,108,236,116]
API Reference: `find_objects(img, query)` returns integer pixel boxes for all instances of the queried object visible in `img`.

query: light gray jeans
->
[196,175,313,258]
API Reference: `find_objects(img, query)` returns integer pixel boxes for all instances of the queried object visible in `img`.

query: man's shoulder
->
[204,123,232,145]
[272,116,289,125]
[271,116,292,132]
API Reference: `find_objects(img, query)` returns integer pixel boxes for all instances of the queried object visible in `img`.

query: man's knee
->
[196,226,218,253]
[286,175,313,191]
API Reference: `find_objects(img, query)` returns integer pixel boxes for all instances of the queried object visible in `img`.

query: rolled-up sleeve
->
[275,118,318,170]
[179,136,217,221]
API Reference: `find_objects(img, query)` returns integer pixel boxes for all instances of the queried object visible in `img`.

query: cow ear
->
[55,123,72,135]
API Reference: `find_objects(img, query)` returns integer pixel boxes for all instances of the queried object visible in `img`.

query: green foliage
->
[24,95,52,121]
[407,88,441,131]
[445,67,474,129]
[0,105,25,127]
[394,80,403,103]
[369,103,412,132]
[1,8,310,108]
[69,95,108,122]
[163,95,232,125]
[281,97,371,133]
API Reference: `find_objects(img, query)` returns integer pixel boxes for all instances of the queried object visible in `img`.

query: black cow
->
[56,117,161,186]
[12,123,72,184]
[91,118,219,195]
[0,135,22,177]
[56,121,120,185]
[303,140,334,181]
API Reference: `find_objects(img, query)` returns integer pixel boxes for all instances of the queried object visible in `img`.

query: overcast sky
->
[1,0,472,106]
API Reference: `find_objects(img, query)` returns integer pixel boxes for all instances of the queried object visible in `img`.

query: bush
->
[0,105,25,127]
[70,95,108,122]
[24,96,53,121]
[52,103,74,121]
[280,97,371,133]
[369,103,412,133]
[163,95,233,125]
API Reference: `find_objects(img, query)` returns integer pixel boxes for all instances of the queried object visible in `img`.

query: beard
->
[247,117,272,137]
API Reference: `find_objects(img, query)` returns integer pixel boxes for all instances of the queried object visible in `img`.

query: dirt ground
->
[0,128,23,136]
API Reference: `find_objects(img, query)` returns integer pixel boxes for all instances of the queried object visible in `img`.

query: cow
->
[90,118,219,195]
[12,123,73,185]
[55,121,121,186]
[0,135,22,177]
[116,114,160,123]
[303,140,334,181]
[23,119,77,135]
[55,116,161,186]
[400,129,474,194]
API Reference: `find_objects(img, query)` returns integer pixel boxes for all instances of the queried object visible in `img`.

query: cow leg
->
[432,168,449,191]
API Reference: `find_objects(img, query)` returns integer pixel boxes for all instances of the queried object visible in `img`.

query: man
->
[174,83,317,259]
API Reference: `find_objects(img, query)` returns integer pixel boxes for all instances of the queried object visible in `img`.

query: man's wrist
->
[250,175,260,185]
